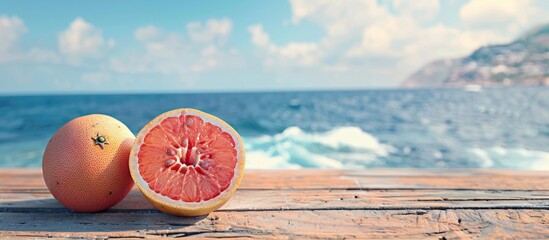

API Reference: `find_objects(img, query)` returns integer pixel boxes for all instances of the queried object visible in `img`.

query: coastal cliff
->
[402,24,549,88]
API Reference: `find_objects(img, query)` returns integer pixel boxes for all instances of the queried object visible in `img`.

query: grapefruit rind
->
[42,114,135,212]
[129,108,245,216]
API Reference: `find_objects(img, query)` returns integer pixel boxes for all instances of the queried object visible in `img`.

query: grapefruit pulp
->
[42,114,135,212]
[129,108,245,216]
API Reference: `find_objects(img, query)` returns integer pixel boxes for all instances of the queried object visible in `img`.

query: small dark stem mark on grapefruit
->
[109,191,112,195]
[92,133,109,149]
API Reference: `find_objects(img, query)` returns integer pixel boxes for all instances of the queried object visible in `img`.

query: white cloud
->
[347,18,506,74]
[460,0,536,29]
[58,17,114,64]
[289,0,390,37]
[461,0,549,38]
[0,15,62,64]
[399,24,506,73]
[201,45,217,57]
[2,0,547,91]
[248,24,320,67]
[110,18,235,76]
[134,25,162,42]
[250,0,526,85]
[187,18,232,44]
[249,24,271,47]
[290,0,324,24]
[253,0,401,71]
[0,15,26,61]
[278,43,319,65]
[26,48,62,63]
[346,16,417,57]
[392,0,440,22]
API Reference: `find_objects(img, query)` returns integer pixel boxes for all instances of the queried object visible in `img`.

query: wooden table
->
[0,169,548,239]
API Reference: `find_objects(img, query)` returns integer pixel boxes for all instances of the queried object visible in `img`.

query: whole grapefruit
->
[42,114,135,212]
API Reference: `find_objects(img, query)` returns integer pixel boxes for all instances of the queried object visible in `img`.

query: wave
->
[468,147,549,170]
[0,138,45,168]
[243,126,395,169]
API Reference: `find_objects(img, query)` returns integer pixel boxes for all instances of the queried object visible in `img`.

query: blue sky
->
[0,0,547,94]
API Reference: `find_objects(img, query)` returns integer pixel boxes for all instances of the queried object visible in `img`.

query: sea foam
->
[468,147,549,170]
[244,126,394,169]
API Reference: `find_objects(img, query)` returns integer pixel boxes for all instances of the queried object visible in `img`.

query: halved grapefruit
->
[129,108,245,216]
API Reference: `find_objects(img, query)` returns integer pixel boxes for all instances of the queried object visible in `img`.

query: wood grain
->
[2,169,548,190]
[2,189,549,211]
[0,169,548,239]
[0,210,547,239]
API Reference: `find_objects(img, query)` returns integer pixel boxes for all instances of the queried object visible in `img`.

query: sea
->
[1,87,549,170]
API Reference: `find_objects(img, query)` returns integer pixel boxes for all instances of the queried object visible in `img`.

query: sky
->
[0,0,548,94]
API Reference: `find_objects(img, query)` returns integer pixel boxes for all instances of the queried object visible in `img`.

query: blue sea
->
[1,87,549,170]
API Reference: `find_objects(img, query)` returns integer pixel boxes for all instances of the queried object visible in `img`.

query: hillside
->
[402,24,549,88]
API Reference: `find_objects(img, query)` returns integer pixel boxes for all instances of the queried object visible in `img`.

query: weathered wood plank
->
[1,189,549,211]
[3,168,547,177]
[0,209,547,239]
[1,169,548,190]
[0,169,548,239]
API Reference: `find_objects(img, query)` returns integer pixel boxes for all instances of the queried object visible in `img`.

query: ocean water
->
[1,88,549,170]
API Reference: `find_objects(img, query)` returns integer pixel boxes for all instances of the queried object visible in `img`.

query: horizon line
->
[0,86,408,97]
[1,85,546,97]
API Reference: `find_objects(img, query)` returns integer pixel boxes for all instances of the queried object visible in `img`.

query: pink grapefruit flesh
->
[129,108,245,216]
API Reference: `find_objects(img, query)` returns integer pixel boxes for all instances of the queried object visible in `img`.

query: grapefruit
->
[129,108,245,216]
[42,114,135,212]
